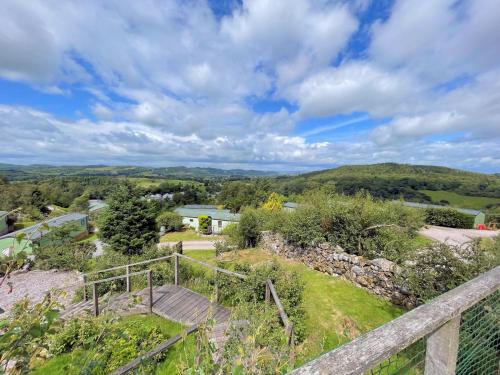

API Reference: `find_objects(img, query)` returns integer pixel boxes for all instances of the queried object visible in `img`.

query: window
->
[218,220,222,227]
[189,218,194,222]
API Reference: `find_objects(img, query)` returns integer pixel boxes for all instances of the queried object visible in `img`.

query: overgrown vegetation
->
[424,207,475,228]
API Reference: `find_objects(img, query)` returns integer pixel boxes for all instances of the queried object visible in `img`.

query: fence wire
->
[456,290,499,375]
[368,290,499,375]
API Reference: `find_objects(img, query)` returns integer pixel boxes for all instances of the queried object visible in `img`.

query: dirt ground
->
[0,269,82,317]
[419,225,499,246]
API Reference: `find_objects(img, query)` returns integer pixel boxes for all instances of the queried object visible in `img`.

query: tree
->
[261,192,283,212]
[98,185,158,256]
[69,192,90,212]
[156,211,183,232]
[198,215,212,234]
[237,208,261,247]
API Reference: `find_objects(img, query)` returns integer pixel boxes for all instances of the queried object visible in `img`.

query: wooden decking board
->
[61,283,230,326]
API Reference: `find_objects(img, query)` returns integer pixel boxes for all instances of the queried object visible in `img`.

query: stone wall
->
[260,231,415,308]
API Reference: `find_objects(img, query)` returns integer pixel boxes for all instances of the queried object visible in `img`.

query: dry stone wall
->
[260,231,416,308]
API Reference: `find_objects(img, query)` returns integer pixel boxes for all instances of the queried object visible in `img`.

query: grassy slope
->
[32,315,185,374]
[420,189,500,211]
[220,250,403,365]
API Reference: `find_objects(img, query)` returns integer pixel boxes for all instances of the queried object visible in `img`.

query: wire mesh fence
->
[456,290,499,375]
[367,290,499,375]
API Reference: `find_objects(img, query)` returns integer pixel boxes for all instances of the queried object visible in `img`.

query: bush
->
[198,215,212,234]
[281,205,325,248]
[237,208,261,248]
[217,261,307,342]
[34,242,95,272]
[278,192,424,262]
[400,238,499,303]
[48,316,167,374]
[156,211,183,232]
[424,207,475,228]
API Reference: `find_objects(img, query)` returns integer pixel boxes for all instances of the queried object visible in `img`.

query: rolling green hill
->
[275,163,500,210]
[0,163,277,181]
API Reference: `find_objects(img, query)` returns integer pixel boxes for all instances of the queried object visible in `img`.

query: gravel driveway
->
[0,269,82,317]
[419,225,499,246]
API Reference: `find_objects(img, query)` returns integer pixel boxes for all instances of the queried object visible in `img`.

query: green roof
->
[0,238,33,256]
[175,207,240,222]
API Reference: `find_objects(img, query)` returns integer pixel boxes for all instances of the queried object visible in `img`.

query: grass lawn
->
[32,315,185,374]
[77,232,98,242]
[217,249,405,365]
[160,228,225,242]
[420,190,500,211]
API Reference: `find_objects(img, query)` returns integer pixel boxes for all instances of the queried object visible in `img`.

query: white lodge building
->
[174,205,240,234]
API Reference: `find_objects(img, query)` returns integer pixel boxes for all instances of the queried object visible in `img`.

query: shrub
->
[237,208,261,248]
[281,205,325,248]
[278,192,424,262]
[156,211,183,232]
[48,316,167,374]
[400,239,499,303]
[34,242,95,272]
[198,215,212,234]
[217,261,307,342]
[424,207,474,228]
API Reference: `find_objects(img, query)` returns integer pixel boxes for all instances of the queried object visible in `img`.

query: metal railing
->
[290,265,500,375]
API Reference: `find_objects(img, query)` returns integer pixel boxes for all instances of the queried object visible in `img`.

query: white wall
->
[181,216,236,234]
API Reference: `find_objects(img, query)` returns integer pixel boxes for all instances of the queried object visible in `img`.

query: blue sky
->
[0,0,499,172]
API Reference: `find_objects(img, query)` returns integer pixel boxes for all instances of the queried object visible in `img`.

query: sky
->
[0,0,499,173]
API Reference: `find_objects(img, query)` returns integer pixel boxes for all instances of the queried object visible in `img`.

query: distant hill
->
[0,164,278,181]
[276,163,500,206]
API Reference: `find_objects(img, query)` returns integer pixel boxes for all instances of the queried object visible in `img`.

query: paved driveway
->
[159,240,216,250]
[419,225,499,246]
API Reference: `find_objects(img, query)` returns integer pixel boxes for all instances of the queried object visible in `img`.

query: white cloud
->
[0,0,499,172]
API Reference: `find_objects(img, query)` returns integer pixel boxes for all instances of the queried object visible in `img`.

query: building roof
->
[183,204,219,209]
[284,202,299,208]
[0,238,33,255]
[175,207,240,222]
[88,199,108,212]
[0,212,88,240]
[397,201,483,216]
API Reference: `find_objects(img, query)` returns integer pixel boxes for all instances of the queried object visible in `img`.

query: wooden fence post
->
[424,316,461,375]
[265,280,270,304]
[126,265,131,293]
[93,282,99,317]
[179,241,183,254]
[174,254,179,286]
[214,269,219,303]
[83,275,87,301]
[147,270,153,314]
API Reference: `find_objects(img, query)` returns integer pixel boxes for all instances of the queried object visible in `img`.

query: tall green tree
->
[98,185,158,256]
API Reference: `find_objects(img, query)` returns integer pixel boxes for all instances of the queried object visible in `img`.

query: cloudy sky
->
[1,0,499,172]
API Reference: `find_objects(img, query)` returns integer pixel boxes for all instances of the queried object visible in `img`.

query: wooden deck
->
[61,284,230,325]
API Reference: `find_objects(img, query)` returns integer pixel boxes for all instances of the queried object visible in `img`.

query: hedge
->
[424,208,475,228]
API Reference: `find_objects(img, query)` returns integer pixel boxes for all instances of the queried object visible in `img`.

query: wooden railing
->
[85,269,154,317]
[110,324,200,375]
[265,279,295,349]
[290,265,500,375]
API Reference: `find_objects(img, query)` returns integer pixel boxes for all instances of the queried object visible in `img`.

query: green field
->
[420,190,500,211]
[126,177,199,188]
